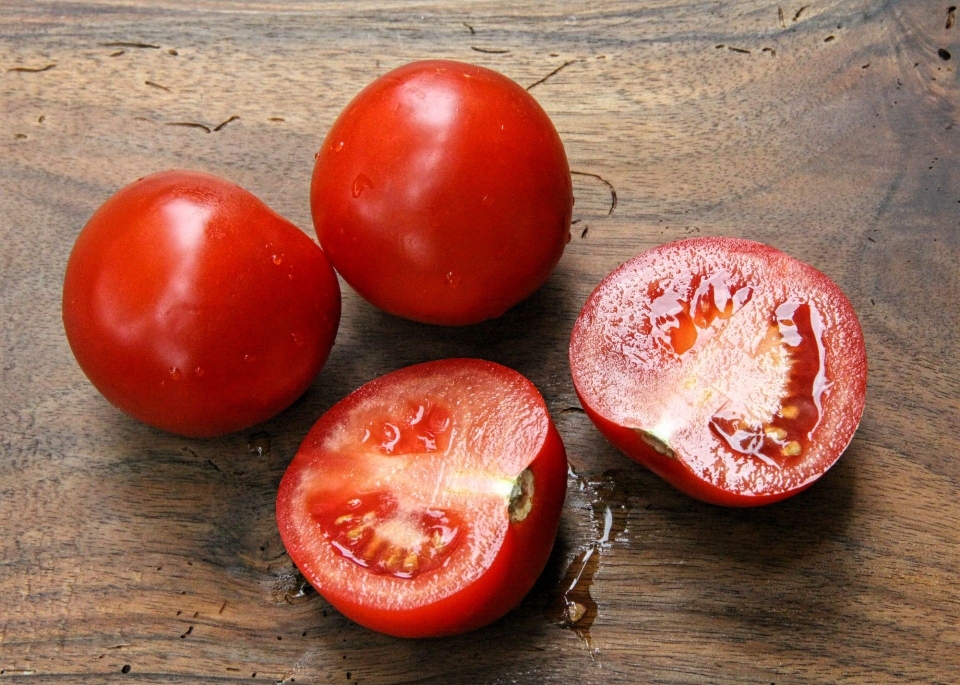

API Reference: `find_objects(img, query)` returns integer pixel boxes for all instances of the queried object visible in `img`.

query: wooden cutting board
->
[2,1,958,682]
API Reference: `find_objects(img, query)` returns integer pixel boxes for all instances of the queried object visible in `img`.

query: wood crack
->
[526,60,578,91]
[571,170,618,216]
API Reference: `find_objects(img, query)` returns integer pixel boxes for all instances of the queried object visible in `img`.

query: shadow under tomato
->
[647,444,860,563]
[617,439,864,647]
[531,415,863,652]
[339,270,582,384]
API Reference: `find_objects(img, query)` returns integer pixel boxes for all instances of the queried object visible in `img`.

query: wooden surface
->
[2,1,958,683]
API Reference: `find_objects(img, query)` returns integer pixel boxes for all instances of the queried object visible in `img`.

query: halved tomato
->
[569,237,867,506]
[276,359,567,637]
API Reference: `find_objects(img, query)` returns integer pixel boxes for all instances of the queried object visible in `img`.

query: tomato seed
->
[566,600,587,624]
[383,553,402,573]
[779,405,800,419]
[764,426,788,440]
[361,536,386,562]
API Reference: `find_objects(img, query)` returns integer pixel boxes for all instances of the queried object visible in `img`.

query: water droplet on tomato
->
[379,423,401,452]
[168,367,182,380]
[244,353,255,363]
[291,332,304,346]
[335,141,345,152]
[444,271,461,287]
[194,366,204,377]
[272,254,283,265]
[313,151,320,160]
[352,174,373,198]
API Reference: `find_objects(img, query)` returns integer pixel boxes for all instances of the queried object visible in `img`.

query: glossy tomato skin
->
[569,237,867,507]
[311,59,573,326]
[62,170,341,438]
[276,359,568,637]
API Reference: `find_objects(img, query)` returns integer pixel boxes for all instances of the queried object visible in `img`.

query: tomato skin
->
[310,59,573,326]
[569,237,867,507]
[276,359,568,637]
[62,170,341,438]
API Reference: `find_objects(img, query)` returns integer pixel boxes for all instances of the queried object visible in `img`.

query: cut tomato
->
[276,359,567,637]
[569,237,867,506]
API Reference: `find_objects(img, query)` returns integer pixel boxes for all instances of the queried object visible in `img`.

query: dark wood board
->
[2,1,958,683]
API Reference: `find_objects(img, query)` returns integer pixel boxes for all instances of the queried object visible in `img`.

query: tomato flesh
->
[276,359,567,637]
[310,59,573,325]
[62,170,341,437]
[569,237,867,506]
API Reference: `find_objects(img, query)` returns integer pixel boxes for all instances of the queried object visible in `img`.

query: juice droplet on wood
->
[546,472,629,648]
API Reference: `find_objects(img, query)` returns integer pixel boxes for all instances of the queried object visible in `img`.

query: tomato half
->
[569,237,867,506]
[310,59,573,326]
[276,359,567,637]
[62,170,341,438]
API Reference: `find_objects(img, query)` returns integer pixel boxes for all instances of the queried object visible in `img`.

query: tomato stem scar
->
[508,468,535,522]
[638,430,677,459]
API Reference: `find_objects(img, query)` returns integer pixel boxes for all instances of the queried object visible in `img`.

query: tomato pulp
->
[62,170,341,437]
[276,359,568,637]
[569,237,867,506]
[310,59,574,326]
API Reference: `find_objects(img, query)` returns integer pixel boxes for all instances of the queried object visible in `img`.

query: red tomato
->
[62,170,341,438]
[310,59,573,326]
[569,237,867,506]
[276,359,567,637]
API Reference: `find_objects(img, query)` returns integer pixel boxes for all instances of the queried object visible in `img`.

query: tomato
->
[569,237,867,506]
[276,359,567,637]
[62,170,341,438]
[310,59,573,326]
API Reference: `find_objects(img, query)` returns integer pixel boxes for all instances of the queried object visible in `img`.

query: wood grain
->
[2,1,958,683]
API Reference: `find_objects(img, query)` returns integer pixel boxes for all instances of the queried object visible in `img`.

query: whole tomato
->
[62,170,341,438]
[310,59,574,326]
